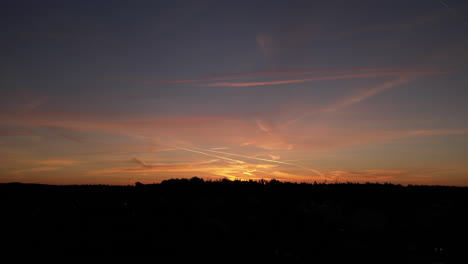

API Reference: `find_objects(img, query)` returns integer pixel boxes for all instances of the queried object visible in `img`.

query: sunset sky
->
[1,0,468,186]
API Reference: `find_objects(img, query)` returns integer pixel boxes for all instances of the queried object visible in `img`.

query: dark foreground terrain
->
[1,178,468,262]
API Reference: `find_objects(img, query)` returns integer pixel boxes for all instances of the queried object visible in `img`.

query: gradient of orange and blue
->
[1,0,468,185]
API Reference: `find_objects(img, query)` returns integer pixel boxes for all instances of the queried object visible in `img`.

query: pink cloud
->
[198,70,447,87]
[288,128,468,151]
[144,66,405,85]
[0,129,33,136]
[35,160,81,165]
[12,167,63,174]
[324,169,433,184]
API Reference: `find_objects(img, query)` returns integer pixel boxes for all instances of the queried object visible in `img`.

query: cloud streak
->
[12,167,63,174]
[187,146,323,177]
[197,70,447,87]
[0,129,33,136]
[321,75,418,112]
[90,160,282,181]
[144,66,405,85]
[35,160,81,165]
[281,74,422,127]
[324,169,434,184]
[132,157,219,168]
[289,128,468,151]
[175,147,246,164]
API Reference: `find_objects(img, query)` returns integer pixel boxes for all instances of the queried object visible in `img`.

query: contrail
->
[189,146,323,177]
[439,0,468,25]
[175,147,246,164]
[144,66,404,85]
[440,0,449,9]
[280,75,420,128]
[197,70,447,87]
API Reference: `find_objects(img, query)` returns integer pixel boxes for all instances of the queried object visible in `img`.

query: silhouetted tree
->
[189,177,204,184]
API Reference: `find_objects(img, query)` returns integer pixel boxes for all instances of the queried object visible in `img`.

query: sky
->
[1,0,468,186]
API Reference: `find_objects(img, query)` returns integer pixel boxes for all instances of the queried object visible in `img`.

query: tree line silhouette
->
[1,178,467,262]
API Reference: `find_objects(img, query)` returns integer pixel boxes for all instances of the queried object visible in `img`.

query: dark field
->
[1,178,467,262]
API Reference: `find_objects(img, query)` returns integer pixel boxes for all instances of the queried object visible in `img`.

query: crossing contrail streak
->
[189,146,323,177]
[440,0,449,9]
[175,147,246,164]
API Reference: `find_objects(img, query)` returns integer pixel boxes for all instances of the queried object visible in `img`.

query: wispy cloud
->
[133,157,150,167]
[0,129,33,136]
[91,164,215,174]
[324,169,434,184]
[90,161,280,181]
[290,128,468,151]
[0,116,233,138]
[35,160,81,165]
[132,157,219,168]
[281,74,423,127]
[175,147,246,164]
[197,70,447,87]
[187,146,323,177]
[327,77,413,110]
[256,32,275,57]
[144,66,404,85]
[247,75,425,151]
[407,128,468,136]
[59,134,84,143]
[121,146,324,180]
[12,167,63,174]
[256,119,274,134]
